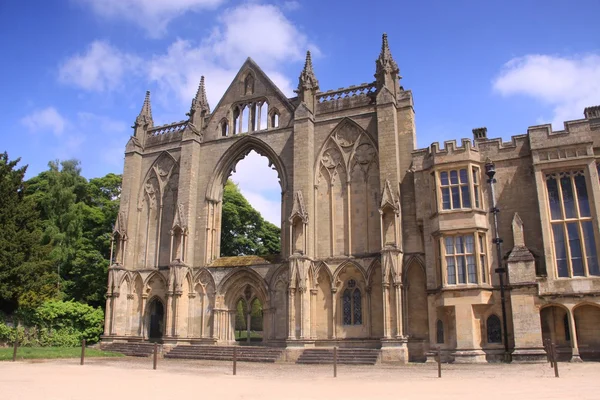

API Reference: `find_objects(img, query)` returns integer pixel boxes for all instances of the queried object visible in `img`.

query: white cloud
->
[21,107,68,136]
[493,54,600,128]
[230,151,282,226]
[148,3,315,108]
[77,0,224,37]
[59,41,141,92]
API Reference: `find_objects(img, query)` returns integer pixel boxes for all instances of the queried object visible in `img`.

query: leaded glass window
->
[487,315,502,344]
[444,234,486,285]
[545,171,599,277]
[438,166,481,211]
[342,279,362,325]
[436,320,444,344]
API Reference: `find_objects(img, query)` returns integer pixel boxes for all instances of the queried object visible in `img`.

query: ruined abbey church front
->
[103,35,600,363]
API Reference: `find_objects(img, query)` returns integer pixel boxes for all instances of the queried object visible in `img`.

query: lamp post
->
[485,160,511,363]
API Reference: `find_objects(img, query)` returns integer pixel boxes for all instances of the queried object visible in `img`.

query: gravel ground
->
[1,357,599,400]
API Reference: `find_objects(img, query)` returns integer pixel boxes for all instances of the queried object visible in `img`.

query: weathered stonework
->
[103,34,600,363]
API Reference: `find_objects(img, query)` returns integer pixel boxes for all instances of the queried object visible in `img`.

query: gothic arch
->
[218,268,270,309]
[268,263,289,289]
[206,135,288,202]
[402,255,426,282]
[366,259,381,285]
[143,270,167,288]
[136,151,179,207]
[332,260,368,286]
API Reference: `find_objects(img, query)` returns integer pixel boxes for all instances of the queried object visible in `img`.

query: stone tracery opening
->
[205,137,287,263]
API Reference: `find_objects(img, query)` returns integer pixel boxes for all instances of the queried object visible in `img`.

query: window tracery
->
[486,314,502,344]
[545,170,599,277]
[342,279,362,325]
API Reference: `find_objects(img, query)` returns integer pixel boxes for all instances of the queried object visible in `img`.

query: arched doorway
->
[147,298,165,342]
[574,304,600,361]
[235,296,264,343]
[540,305,572,361]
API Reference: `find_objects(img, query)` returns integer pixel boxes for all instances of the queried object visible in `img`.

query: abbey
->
[103,34,600,363]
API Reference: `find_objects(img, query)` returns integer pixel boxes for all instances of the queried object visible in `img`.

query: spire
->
[135,90,153,128]
[375,33,401,91]
[192,76,210,113]
[295,51,319,114]
[298,51,319,93]
[189,76,210,127]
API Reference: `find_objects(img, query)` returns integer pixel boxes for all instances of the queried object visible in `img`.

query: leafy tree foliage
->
[0,153,56,314]
[220,180,281,256]
[24,160,121,308]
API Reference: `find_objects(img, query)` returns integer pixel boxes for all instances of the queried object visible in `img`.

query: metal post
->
[552,343,559,378]
[153,343,158,370]
[80,339,86,365]
[12,328,18,362]
[485,161,511,363]
[333,347,337,378]
[437,349,442,378]
[233,347,237,376]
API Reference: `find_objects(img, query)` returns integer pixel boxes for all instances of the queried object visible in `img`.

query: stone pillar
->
[288,288,296,340]
[453,304,485,363]
[331,288,337,339]
[310,289,318,339]
[366,286,372,338]
[104,294,113,336]
[382,284,390,339]
[246,307,251,343]
[568,307,583,362]
[140,295,148,337]
[109,293,118,335]
[188,293,196,338]
[165,293,173,337]
[394,282,403,338]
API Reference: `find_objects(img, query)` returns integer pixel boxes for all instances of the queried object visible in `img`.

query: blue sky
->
[1,0,599,226]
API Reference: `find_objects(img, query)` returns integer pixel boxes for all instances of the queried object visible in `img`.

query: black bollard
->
[233,347,237,376]
[437,349,442,378]
[333,346,337,378]
[80,339,86,365]
[552,343,559,378]
[153,343,158,370]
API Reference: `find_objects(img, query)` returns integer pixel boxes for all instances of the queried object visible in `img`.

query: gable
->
[204,58,295,142]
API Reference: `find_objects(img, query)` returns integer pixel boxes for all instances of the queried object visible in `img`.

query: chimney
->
[472,127,487,141]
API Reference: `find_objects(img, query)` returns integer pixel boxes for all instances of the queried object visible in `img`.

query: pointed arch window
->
[436,319,444,344]
[342,279,362,325]
[486,314,502,344]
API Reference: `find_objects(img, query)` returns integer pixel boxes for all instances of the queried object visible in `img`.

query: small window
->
[220,120,229,137]
[486,315,502,344]
[270,112,279,129]
[436,320,444,344]
[342,279,362,325]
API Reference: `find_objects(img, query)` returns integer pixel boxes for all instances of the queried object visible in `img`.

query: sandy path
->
[1,358,599,400]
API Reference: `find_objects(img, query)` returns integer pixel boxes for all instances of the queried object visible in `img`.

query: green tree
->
[0,153,56,314]
[220,180,281,256]
[25,161,121,308]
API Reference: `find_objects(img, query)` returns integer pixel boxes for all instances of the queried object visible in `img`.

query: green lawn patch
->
[0,347,124,361]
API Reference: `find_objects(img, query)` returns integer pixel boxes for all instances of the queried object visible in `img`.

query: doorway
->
[147,298,164,342]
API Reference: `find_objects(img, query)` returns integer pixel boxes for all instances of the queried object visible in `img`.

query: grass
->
[0,346,124,361]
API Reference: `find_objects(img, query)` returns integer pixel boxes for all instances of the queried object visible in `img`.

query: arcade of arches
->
[103,35,600,363]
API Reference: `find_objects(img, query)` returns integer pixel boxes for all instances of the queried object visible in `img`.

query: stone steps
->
[296,348,380,365]
[165,345,284,363]
[101,342,158,357]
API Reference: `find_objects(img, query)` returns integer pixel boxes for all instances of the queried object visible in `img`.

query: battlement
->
[316,82,377,104]
[148,120,188,137]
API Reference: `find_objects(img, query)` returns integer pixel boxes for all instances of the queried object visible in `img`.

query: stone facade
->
[103,35,600,363]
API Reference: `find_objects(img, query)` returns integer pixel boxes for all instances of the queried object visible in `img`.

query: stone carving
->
[322,148,342,169]
[335,124,361,148]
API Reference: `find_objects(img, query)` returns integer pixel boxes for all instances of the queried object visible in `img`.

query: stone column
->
[366,286,372,338]
[288,288,296,339]
[109,293,118,335]
[140,295,148,338]
[382,284,390,338]
[188,293,196,338]
[299,287,305,339]
[568,307,583,362]
[394,282,403,337]
[331,288,337,339]
[104,294,113,336]
[165,293,173,337]
[310,289,318,339]
[246,307,252,343]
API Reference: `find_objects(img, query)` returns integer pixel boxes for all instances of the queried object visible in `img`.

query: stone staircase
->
[296,348,380,365]
[101,342,158,357]
[165,345,285,363]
